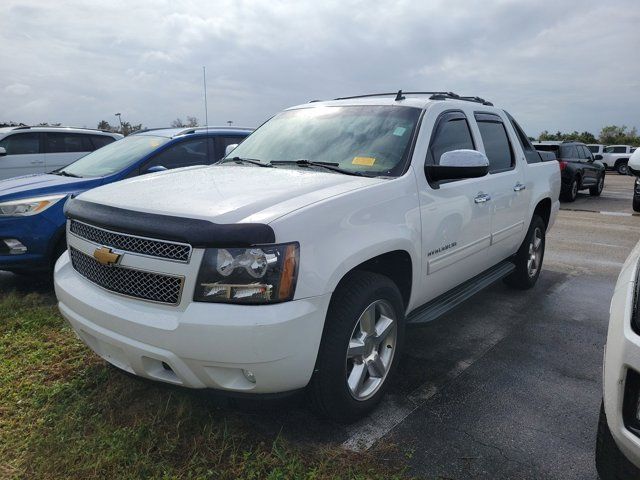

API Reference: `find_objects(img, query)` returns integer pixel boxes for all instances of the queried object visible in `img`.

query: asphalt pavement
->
[1,173,638,479]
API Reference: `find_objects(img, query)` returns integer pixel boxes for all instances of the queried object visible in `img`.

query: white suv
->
[54,92,561,422]
[0,126,122,180]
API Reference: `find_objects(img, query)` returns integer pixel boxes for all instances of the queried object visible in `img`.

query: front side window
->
[0,133,41,155]
[476,120,514,173]
[227,105,422,177]
[427,115,475,166]
[46,133,93,153]
[605,146,627,153]
[60,135,171,177]
[143,138,212,170]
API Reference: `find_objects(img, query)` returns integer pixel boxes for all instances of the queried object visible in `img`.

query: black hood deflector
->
[64,198,276,247]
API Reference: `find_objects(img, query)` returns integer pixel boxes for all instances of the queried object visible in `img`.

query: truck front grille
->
[69,247,184,305]
[69,220,191,262]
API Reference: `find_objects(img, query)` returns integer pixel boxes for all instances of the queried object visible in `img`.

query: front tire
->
[504,215,546,290]
[590,173,605,196]
[309,271,405,423]
[633,195,640,213]
[595,402,640,479]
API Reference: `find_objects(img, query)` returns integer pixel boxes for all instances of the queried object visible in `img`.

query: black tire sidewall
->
[310,271,405,423]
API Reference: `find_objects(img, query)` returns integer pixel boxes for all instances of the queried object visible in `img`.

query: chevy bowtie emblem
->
[93,247,121,266]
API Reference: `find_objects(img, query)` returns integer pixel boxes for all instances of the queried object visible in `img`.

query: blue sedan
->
[0,127,252,274]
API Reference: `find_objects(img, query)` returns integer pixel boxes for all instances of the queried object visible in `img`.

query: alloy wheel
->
[527,227,543,278]
[345,299,397,401]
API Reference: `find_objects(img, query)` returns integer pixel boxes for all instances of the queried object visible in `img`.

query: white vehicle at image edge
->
[53,91,561,423]
[597,236,640,478]
[0,126,123,180]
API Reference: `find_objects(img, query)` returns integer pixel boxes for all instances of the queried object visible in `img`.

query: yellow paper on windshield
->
[352,156,376,166]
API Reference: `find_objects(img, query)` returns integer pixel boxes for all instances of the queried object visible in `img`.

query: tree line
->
[536,125,639,146]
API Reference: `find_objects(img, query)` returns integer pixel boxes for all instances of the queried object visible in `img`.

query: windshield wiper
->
[221,156,273,168]
[270,159,365,177]
[56,171,82,178]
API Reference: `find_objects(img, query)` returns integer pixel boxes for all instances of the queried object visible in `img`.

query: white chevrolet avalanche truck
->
[596,152,640,478]
[54,91,561,423]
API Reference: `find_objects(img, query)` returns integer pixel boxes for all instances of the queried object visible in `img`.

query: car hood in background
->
[76,165,385,225]
[0,174,102,202]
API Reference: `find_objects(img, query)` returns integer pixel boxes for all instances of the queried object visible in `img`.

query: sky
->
[1,0,639,137]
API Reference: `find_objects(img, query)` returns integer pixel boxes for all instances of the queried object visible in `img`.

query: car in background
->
[0,126,123,180]
[0,126,252,274]
[630,149,640,212]
[533,140,605,202]
[588,144,605,162]
[596,234,640,479]
[603,145,637,175]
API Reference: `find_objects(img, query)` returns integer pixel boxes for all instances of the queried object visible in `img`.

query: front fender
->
[268,175,421,305]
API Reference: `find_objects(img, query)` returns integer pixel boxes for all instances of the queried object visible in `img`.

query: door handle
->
[30,161,44,165]
[474,193,491,204]
[513,183,526,192]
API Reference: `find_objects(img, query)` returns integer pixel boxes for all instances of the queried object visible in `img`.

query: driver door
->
[416,110,493,303]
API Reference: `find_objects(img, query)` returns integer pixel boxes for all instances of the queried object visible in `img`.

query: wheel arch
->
[333,250,413,310]
[533,197,552,230]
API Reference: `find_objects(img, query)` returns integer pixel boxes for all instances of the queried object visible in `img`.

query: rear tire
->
[590,173,605,196]
[504,215,545,290]
[616,160,629,175]
[309,271,405,423]
[633,195,640,213]
[561,177,579,202]
[595,401,640,479]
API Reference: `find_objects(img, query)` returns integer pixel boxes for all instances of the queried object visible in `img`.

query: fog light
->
[242,369,256,384]
[3,239,27,255]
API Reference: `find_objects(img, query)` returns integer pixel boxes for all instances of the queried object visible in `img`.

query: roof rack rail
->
[332,91,493,106]
[174,125,254,136]
[8,125,119,134]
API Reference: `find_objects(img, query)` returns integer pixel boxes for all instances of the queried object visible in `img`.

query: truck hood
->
[0,173,101,202]
[77,165,385,224]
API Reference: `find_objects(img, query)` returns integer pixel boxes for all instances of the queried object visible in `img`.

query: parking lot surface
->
[1,174,637,479]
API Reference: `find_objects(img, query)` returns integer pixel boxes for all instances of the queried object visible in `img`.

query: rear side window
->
[426,112,475,166]
[560,145,578,159]
[588,145,599,153]
[91,135,116,149]
[506,112,540,164]
[475,117,514,173]
[46,133,93,153]
[0,133,42,155]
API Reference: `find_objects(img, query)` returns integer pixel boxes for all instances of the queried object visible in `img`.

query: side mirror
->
[225,144,238,157]
[0,147,6,156]
[594,154,603,160]
[425,149,489,182]
[145,165,168,174]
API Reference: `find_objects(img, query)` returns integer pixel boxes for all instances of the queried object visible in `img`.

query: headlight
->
[194,242,299,304]
[0,194,66,217]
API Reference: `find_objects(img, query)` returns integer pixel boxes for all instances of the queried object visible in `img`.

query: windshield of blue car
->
[58,135,171,178]
[225,105,422,177]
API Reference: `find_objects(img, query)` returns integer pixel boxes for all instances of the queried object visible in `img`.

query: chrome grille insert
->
[69,220,191,263]
[69,247,184,305]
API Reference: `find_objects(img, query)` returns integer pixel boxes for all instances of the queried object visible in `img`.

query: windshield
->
[59,135,171,177]
[226,105,422,177]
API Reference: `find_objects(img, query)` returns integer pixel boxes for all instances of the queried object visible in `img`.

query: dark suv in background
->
[533,141,605,202]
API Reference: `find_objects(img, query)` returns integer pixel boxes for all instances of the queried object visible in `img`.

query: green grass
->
[0,291,409,480]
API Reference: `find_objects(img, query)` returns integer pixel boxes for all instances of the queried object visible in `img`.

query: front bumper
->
[0,212,61,271]
[603,257,640,468]
[55,252,331,394]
